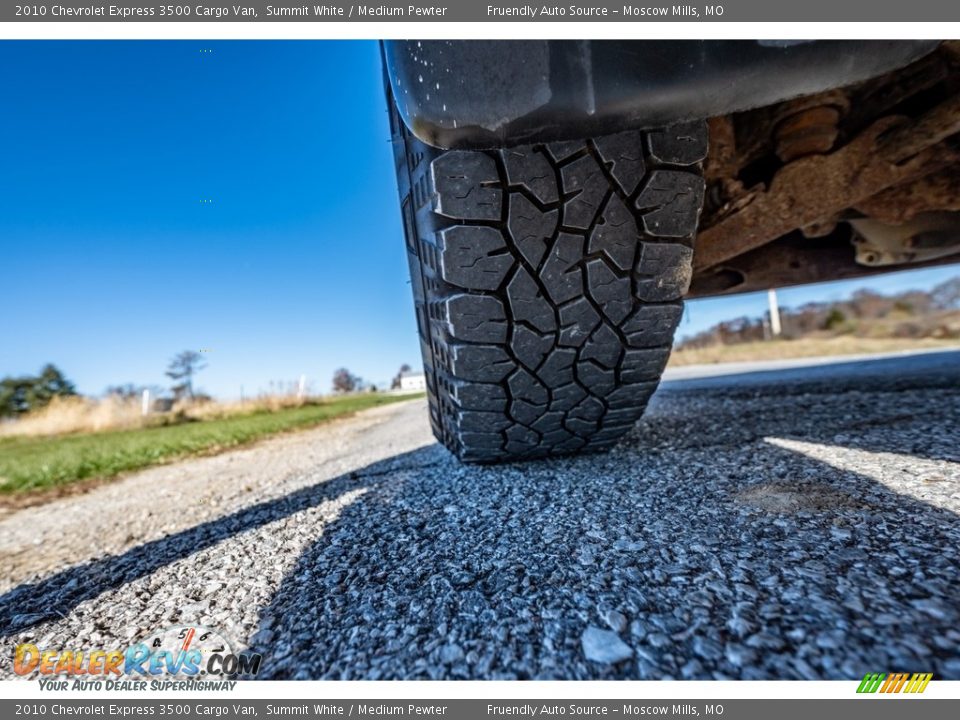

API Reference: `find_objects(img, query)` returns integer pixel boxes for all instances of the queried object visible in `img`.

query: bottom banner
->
[2,700,957,720]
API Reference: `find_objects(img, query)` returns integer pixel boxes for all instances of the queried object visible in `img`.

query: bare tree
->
[166,350,207,400]
[390,363,412,390]
[332,368,358,394]
[932,277,960,310]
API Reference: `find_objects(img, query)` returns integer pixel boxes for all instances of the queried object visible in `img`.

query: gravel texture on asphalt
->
[1,351,958,680]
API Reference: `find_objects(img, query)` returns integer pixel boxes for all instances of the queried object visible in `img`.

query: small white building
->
[398,370,427,392]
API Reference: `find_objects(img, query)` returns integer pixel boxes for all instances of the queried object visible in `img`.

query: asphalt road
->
[1,350,958,680]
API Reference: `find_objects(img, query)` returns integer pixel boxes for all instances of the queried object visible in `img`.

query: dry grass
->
[0,395,143,438]
[171,394,317,421]
[0,393,336,439]
[668,335,960,367]
[0,393,421,495]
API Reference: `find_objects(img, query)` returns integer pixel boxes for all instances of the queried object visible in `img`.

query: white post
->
[297,374,306,399]
[141,388,150,416]
[768,288,782,337]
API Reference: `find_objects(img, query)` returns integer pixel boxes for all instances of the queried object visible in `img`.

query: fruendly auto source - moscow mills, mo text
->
[486,5,719,17]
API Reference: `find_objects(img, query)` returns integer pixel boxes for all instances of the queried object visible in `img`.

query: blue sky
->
[1,41,958,398]
[2,41,416,397]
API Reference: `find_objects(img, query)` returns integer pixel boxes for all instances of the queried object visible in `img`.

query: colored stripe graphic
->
[880,673,898,692]
[857,672,932,693]
[857,673,886,693]
[905,673,934,693]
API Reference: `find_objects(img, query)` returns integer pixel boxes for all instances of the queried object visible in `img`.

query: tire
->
[389,96,708,462]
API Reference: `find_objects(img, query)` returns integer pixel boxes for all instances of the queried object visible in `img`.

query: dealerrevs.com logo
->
[14,625,261,689]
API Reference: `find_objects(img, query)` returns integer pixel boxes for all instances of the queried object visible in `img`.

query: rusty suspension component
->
[693,92,960,273]
[773,91,848,163]
[855,170,960,223]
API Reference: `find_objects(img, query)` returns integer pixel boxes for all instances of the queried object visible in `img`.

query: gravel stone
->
[724,643,758,667]
[693,636,724,662]
[629,619,649,640]
[602,610,628,633]
[439,643,465,664]
[581,626,634,664]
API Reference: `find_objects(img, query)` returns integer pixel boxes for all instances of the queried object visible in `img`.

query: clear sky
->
[2,41,958,398]
[2,40,418,397]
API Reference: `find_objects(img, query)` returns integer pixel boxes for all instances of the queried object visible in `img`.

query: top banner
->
[6,0,960,22]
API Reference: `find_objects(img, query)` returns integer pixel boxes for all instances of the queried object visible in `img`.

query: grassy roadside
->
[668,336,960,367]
[0,393,421,496]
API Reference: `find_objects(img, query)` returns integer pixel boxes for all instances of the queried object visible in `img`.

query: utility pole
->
[768,288,782,337]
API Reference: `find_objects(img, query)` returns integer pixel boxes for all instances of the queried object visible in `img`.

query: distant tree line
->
[1,349,212,419]
[331,367,381,393]
[0,364,76,418]
[331,363,415,394]
[677,277,960,350]
[5,353,426,418]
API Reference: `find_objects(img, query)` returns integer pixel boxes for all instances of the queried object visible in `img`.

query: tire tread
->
[390,103,706,462]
